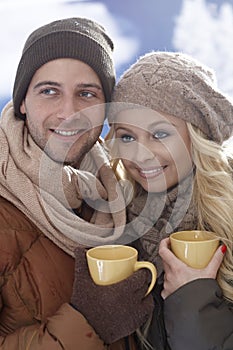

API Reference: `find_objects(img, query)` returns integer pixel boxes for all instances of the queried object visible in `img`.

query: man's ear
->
[20,101,26,115]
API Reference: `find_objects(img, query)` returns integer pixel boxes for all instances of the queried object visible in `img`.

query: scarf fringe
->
[0,101,126,255]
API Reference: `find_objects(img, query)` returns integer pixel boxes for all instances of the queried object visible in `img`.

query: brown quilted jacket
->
[0,196,137,350]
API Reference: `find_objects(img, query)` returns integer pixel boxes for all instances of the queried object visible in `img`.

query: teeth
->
[140,167,163,175]
[54,129,80,136]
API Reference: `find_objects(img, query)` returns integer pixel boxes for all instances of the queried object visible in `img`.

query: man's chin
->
[43,129,102,166]
[45,152,83,166]
[44,143,95,166]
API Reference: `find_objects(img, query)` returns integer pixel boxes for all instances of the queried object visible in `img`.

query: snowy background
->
[1,0,233,141]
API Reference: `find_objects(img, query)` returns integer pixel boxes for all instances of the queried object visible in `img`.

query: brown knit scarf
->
[0,101,126,255]
[124,174,197,276]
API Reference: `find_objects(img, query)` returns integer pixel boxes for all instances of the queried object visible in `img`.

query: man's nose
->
[58,97,79,120]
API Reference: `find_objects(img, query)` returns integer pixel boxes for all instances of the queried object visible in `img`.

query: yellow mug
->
[86,245,157,295]
[170,230,220,269]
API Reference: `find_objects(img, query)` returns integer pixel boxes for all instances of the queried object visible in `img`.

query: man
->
[0,18,153,349]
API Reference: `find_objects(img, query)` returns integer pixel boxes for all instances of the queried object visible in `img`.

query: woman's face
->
[112,108,193,193]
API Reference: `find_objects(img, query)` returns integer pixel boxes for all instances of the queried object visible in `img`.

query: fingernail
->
[221,245,227,254]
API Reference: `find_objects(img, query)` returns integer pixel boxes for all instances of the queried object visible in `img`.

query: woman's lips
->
[139,166,166,178]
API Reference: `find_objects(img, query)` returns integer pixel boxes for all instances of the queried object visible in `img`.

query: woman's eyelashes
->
[116,130,170,143]
[120,134,135,143]
[153,130,170,140]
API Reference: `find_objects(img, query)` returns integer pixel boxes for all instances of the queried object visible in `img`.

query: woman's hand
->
[159,237,226,299]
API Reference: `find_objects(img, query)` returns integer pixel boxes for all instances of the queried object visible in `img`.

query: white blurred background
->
[1,0,233,142]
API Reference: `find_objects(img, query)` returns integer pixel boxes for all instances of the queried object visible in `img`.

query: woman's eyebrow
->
[115,120,175,131]
[115,126,133,132]
[148,120,175,128]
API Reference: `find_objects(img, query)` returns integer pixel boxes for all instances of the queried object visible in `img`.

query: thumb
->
[159,238,181,268]
[74,246,90,274]
[206,245,226,276]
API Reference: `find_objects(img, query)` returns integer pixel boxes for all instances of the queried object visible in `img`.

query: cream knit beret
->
[111,51,233,144]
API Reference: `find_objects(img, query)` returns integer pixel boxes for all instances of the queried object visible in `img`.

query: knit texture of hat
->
[13,17,115,119]
[111,51,233,144]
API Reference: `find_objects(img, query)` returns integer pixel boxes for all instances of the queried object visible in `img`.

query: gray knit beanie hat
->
[111,51,233,144]
[13,17,115,119]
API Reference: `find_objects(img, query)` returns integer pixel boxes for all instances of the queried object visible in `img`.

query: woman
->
[105,51,233,350]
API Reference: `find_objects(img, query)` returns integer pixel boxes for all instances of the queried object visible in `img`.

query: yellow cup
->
[170,230,220,269]
[86,245,157,295]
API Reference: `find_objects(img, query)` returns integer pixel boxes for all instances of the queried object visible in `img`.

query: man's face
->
[20,58,105,166]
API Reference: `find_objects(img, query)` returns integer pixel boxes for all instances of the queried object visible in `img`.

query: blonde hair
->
[187,123,233,302]
[104,126,136,191]
[105,122,233,303]
[106,122,233,349]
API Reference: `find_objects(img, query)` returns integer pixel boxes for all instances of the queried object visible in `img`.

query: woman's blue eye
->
[120,134,135,143]
[153,131,169,139]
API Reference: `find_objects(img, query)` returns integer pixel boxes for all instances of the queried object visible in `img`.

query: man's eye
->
[153,131,169,139]
[80,91,95,98]
[41,88,56,95]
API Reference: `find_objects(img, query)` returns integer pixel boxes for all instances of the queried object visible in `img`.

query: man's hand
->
[70,246,154,344]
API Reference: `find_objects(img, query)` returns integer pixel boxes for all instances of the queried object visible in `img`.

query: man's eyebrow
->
[33,81,103,90]
[33,81,60,90]
[76,83,103,91]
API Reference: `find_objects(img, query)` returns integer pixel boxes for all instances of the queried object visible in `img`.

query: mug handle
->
[134,261,157,296]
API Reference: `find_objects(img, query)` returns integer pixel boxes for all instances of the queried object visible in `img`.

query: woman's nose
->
[132,140,155,163]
